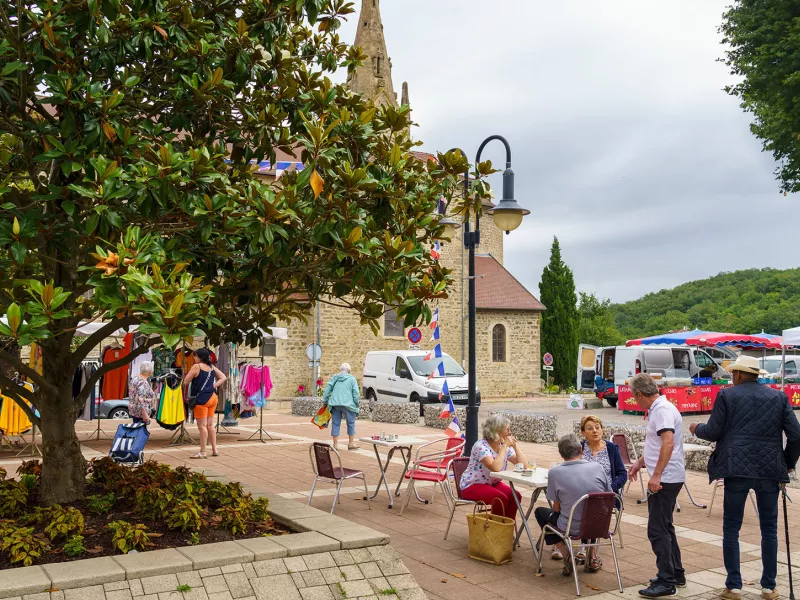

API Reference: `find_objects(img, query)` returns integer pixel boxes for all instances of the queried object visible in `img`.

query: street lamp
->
[459,135,528,453]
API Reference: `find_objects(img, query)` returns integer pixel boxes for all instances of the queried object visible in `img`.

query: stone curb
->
[0,471,390,598]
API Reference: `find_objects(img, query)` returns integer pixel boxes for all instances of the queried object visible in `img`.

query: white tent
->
[783,326,800,348]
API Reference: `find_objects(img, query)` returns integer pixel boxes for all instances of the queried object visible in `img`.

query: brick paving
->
[1,403,798,600]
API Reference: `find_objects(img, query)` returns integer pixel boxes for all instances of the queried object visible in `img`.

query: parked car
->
[97,399,131,419]
[362,350,480,415]
[577,344,728,407]
[761,355,800,379]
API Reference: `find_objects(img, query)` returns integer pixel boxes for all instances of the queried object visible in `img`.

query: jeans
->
[534,507,563,546]
[330,406,356,437]
[461,482,520,520]
[722,477,780,591]
[647,481,685,586]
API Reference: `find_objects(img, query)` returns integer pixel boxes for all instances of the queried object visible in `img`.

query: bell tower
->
[347,0,398,108]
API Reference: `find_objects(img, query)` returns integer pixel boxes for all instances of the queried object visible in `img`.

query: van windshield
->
[408,355,465,377]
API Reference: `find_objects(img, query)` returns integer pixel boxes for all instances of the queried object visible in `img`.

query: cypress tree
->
[539,237,579,390]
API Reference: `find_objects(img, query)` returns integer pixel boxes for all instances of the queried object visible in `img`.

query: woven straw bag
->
[466,499,515,565]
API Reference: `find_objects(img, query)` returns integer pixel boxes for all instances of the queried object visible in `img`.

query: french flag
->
[426,361,445,381]
[431,326,440,342]
[429,308,439,330]
[437,197,447,215]
[424,344,442,362]
[430,240,441,260]
[439,393,455,418]
[445,415,464,438]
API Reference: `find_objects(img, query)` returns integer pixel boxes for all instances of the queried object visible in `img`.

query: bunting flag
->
[431,326,440,341]
[445,415,464,438]
[439,395,455,418]
[437,197,447,215]
[424,344,442,361]
[426,361,445,381]
[438,380,451,402]
[429,308,439,330]
[430,240,441,261]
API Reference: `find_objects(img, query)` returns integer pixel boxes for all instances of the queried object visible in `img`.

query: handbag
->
[312,406,332,429]
[188,368,213,410]
[466,498,515,565]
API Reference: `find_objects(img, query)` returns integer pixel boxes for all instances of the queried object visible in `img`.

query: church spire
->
[347,0,397,108]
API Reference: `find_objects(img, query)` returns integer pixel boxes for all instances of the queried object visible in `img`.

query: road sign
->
[408,344,420,350]
[407,327,422,344]
[543,353,554,366]
[307,360,320,368]
[306,343,322,361]
[543,365,554,371]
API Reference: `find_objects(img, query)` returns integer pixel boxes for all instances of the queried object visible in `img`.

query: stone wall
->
[476,310,541,397]
[291,397,371,420]
[371,402,420,425]
[489,410,557,443]
[423,404,468,430]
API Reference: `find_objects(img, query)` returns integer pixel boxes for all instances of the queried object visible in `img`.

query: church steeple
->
[347,0,397,108]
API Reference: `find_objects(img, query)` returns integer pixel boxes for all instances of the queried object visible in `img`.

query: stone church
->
[253,0,545,399]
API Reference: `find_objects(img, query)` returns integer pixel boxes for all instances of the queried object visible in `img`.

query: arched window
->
[492,324,506,362]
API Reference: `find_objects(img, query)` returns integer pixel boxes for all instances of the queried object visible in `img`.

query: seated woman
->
[459,414,527,520]
[575,415,628,572]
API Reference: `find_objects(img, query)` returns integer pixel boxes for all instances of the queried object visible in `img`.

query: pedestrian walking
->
[690,355,800,600]
[323,363,361,450]
[627,373,686,598]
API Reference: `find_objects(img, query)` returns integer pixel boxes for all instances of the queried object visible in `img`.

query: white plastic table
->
[359,436,427,508]
[493,468,550,562]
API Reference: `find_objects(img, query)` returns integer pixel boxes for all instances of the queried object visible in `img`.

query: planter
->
[291,396,370,420]
[489,410,557,443]
[371,401,420,424]
[423,404,467,430]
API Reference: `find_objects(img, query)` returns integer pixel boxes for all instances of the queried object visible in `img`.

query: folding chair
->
[536,492,624,597]
[612,433,646,503]
[399,437,464,516]
[443,457,490,540]
[308,442,371,514]
[707,479,759,517]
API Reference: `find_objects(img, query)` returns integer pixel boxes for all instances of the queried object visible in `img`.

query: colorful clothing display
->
[0,383,34,437]
[129,375,156,421]
[73,362,97,421]
[151,346,175,377]
[101,345,130,400]
[156,381,184,430]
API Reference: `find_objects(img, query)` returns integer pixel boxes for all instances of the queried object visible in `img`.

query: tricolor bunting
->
[445,415,464,438]
[439,396,455,419]
[438,380,450,401]
[423,343,442,361]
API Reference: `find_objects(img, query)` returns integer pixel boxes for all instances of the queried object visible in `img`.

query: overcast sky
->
[337,1,791,304]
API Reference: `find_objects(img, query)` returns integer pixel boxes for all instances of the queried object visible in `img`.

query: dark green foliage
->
[86,493,115,515]
[165,499,205,533]
[106,521,150,554]
[41,505,85,541]
[63,535,86,558]
[17,461,42,479]
[0,526,50,566]
[252,497,270,523]
[613,268,800,339]
[578,292,625,348]
[539,238,579,389]
[721,1,800,193]
[0,480,29,518]
[19,474,37,491]
[215,499,252,536]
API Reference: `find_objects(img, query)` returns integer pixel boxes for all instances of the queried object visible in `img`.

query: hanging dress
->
[101,345,130,401]
[156,380,185,430]
[0,383,33,437]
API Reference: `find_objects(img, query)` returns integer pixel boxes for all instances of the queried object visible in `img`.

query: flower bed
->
[0,459,291,570]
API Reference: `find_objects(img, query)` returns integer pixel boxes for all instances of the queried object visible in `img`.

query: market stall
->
[618,382,800,413]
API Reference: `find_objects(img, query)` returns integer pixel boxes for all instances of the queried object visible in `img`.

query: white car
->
[362,350,481,415]
[761,355,800,378]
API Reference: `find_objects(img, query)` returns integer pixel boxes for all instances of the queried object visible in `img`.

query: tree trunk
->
[38,385,86,506]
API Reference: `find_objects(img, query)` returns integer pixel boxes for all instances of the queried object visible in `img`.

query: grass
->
[378,588,398,596]
[176,584,192,592]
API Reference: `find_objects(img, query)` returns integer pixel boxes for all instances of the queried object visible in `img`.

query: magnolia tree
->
[0,0,491,504]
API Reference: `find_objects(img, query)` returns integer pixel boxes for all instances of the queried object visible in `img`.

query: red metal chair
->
[308,442,371,514]
[443,456,490,540]
[612,432,645,501]
[536,492,624,597]
[399,437,464,516]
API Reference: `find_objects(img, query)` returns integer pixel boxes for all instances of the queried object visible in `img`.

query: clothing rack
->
[239,349,280,443]
[80,358,108,442]
[4,374,42,456]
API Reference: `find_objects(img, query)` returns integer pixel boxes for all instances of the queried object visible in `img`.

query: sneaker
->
[650,576,686,588]
[639,583,677,598]
[761,589,778,600]
[720,590,742,600]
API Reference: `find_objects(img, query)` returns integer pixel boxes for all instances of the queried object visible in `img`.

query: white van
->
[577,344,728,407]
[362,350,480,415]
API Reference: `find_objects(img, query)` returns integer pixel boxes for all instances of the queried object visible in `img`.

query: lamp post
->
[445,136,529,454]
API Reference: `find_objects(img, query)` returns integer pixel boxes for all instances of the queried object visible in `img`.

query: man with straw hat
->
[690,355,800,600]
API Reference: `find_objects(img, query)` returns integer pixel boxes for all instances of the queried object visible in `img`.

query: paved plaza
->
[2,401,798,600]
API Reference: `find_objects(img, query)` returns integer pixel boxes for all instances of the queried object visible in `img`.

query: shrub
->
[42,505,85,541]
[252,497,270,523]
[17,460,42,479]
[19,474,36,490]
[134,486,171,521]
[205,480,243,509]
[0,467,7,480]
[216,499,252,536]
[165,499,205,533]
[107,521,150,554]
[63,535,86,558]
[188,532,200,545]
[0,526,50,566]
[0,481,28,518]
[87,457,128,492]
[86,493,115,515]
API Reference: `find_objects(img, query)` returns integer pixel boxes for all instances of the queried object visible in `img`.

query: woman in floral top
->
[459,414,528,519]
[128,362,155,425]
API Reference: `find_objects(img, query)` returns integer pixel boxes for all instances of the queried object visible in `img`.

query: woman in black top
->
[183,348,227,458]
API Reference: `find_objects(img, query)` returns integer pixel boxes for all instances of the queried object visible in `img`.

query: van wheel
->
[605,396,618,408]
[366,390,377,412]
[410,393,423,416]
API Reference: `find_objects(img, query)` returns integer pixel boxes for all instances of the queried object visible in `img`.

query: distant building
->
[251,0,545,399]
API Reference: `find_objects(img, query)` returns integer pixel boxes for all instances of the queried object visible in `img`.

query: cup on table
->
[528,460,537,471]
[514,463,524,473]
[380,432,386,440]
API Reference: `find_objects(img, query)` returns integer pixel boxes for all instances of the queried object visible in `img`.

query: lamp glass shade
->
[492,210,524,232]
[442,222,457,239]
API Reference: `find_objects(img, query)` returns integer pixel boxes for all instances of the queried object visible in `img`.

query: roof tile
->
[474,255,545,311]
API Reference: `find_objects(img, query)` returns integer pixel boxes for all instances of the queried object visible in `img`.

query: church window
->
[261,337,277,357]
[492,324,506,362]
[375,56,382,76]
[384,307,405,337]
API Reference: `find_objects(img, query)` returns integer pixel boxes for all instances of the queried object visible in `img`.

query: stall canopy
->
[783,326,800,348]
[627,329,781,349]
[627,329,712,346]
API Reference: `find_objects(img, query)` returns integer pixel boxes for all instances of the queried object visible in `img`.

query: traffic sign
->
[407,327,422,344]
[306,343,322,361]
[543,365,554,371]
[543,353,554,366]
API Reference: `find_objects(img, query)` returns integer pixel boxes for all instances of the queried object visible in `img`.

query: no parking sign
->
[407,327,422,344]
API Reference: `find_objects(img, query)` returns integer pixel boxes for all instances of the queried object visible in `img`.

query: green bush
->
[0,480,28,518]
[16,460,42,479]
[216,499,252,536]
[63,535,86,558]
[165,499,205,533]
[134,486,171,521]
[107,521,150,554]
[41,505,85,541]
[19,474,36,490]
[86,492,115,515]
[252,497,270,523]
[0,526,50,566]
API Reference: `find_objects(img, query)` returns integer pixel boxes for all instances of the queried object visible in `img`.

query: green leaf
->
[10,242,27,265]
[85,214,99,235]
[61,201,76,217]
[1,61,25,76]
[124,76,140,87]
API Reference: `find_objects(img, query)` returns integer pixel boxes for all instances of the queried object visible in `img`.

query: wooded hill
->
[612,268,800,339]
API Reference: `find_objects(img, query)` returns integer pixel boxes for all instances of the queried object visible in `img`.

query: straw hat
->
[726,355,767,376]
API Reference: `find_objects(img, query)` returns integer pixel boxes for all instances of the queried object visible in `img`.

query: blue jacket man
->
[690,355,800,600]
